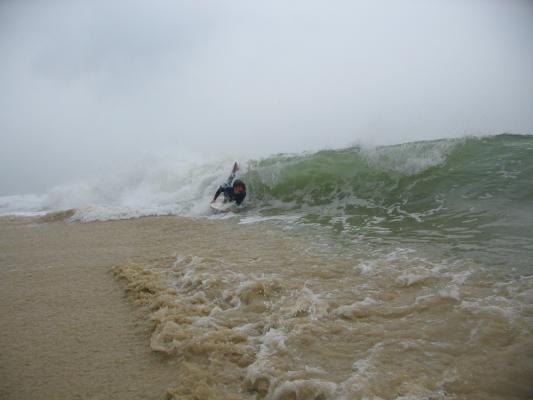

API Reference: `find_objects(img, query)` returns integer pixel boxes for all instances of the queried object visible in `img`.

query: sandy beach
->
[0,215,187,400]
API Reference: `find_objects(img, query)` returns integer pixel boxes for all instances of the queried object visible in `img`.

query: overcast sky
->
[1,0,533,195]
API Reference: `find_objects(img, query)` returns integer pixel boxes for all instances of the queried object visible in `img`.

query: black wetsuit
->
[213,174,246,205]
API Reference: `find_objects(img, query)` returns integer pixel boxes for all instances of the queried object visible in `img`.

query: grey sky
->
[1,0,533,195]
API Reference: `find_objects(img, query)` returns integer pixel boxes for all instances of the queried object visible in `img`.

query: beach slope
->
[0,216,184,400]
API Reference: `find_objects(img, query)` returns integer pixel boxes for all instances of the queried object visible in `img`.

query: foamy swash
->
[113,216,533,399]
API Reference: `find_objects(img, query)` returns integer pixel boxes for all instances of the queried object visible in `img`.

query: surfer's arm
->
[225,173,236,186]
[212,186,224,202]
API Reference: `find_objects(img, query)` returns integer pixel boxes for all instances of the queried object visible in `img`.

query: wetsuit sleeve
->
[213,186,224,201]
[225,173,236,186]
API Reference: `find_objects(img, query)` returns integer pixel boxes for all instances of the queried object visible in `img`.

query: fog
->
[1,0,533,195]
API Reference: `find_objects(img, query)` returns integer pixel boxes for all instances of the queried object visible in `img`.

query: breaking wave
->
[3,133,531,267]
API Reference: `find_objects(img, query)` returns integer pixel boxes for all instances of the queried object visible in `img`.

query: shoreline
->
[0,215,187,400]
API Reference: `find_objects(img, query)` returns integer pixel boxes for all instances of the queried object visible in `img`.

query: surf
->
[2,134,532,237]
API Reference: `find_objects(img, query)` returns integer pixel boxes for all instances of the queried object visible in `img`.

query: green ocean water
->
[244,134,533,271]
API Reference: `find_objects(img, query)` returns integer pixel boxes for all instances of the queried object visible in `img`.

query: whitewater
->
[1,133,532,399]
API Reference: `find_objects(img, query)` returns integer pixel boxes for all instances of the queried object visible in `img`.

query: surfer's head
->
[233,179,246,194]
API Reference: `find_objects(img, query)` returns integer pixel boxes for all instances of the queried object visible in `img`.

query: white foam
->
[356,261,377,275]
[438,286,461,301]
[288,287,329,320]
[1,152,241,221]
[245,328,289,393]
[0,210,48,217]
[268,379,338,400]
[451,270,471,285]
[0,193,47,215]
[361,138,459,175]
[395,273,432,287]
[333,297,380,319]
[238,215,300,225]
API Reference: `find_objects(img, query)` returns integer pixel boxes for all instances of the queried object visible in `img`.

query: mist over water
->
[1,0,533,195]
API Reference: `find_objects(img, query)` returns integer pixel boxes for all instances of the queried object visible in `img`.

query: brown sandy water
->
[1,214,532,400]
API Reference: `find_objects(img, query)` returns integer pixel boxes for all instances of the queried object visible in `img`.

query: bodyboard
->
[210,199,233,212]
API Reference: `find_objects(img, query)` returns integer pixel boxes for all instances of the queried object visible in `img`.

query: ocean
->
[1,133,532,399]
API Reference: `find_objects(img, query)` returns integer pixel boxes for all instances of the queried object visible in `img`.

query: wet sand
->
[0,215,186,400]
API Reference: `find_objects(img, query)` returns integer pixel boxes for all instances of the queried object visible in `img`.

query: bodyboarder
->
[211,162,246,206]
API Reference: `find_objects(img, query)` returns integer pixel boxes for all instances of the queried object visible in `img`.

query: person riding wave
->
[211,162,246,206]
